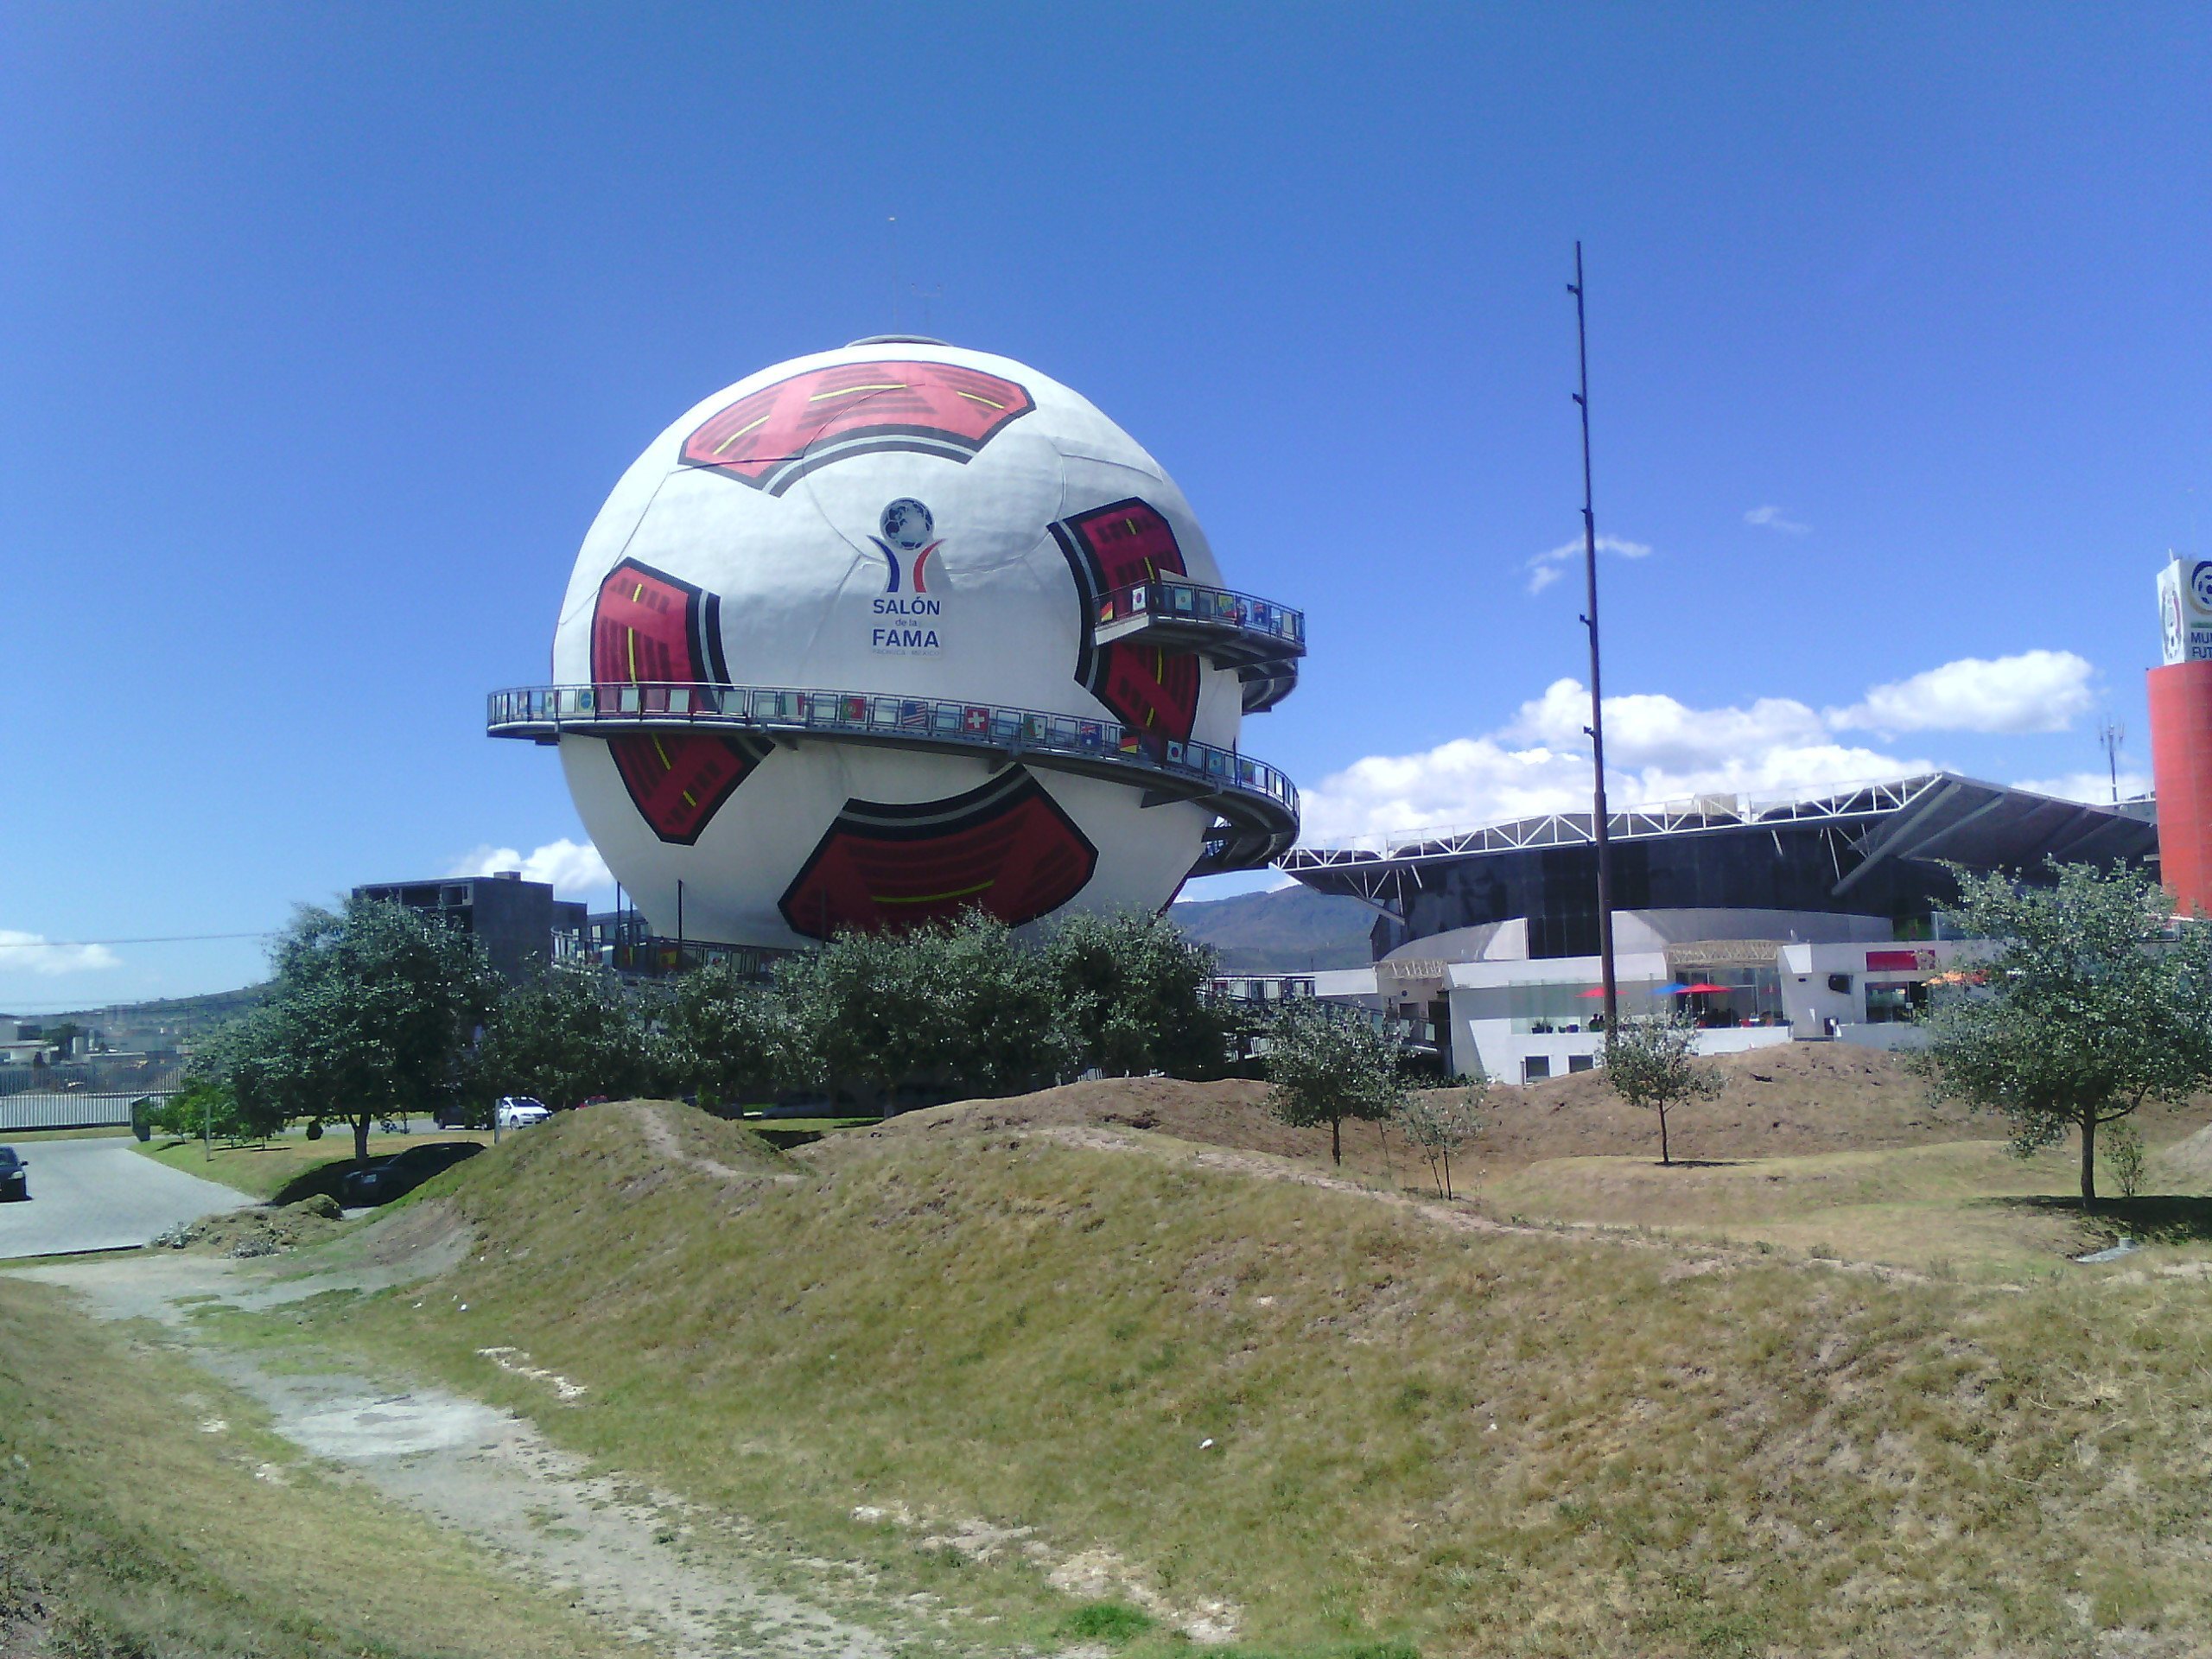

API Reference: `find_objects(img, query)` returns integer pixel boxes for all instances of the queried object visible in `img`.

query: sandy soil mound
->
[1481,1042,1979,1163]
[864,1045,2212,1173]
[156,1193,342,1256]
[863,1074,1294,1153]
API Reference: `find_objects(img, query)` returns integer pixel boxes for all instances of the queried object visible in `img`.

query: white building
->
[1276,774,2156,1084]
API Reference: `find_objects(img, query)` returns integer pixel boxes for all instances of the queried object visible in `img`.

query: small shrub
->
[2104,1122,2148,1200]
[1061,1600,1156,1643]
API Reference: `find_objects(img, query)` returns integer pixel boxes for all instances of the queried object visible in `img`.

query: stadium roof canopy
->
[1277,772,2158,911]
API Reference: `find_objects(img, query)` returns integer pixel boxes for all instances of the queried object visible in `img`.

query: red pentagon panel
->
[778,769,1097,941]
[680,360,1035,495]
[1062,498,1188,593]
[605,732,764,847]
[590,559,760,846]
[1096,642,1199,746]
[1050,499,1200,744]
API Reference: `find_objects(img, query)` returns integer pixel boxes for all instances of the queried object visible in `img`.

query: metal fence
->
[0,1091,176,1132]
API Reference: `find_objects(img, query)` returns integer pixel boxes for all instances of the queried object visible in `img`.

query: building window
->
[1522,1055,1552,1084]
[1863,980,1928,1024]
[1567,1052,1595,1074]
[1666,963,1788,1028]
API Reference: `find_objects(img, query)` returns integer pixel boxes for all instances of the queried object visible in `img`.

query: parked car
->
[338,1141,482,1207]
[0,1147,29,1202]
[494,1096,551,1128]
[433,1102,490,1130]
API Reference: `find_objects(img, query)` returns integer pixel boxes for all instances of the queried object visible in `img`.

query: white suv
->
[494,1096,551,1128]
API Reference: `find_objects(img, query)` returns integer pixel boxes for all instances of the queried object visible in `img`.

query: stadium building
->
[1279,773,2157,1084]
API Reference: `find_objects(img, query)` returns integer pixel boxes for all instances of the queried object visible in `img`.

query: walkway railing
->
[1094,578,1304,645]
[1090,578,1305,713]
[486,682,1300,871]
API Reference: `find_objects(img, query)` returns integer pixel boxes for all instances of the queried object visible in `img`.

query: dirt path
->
[12,1245,890,1659]
[638,1102,767,1183]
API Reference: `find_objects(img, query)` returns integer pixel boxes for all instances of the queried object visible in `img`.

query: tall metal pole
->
[1569,243,1620,1037]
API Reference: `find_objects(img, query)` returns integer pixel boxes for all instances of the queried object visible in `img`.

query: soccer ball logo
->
[880,499,934,550]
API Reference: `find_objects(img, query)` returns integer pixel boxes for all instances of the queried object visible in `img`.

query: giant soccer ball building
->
[488,340,1303,949]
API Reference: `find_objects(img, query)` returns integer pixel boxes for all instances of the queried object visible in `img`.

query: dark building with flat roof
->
[353,872,587,983]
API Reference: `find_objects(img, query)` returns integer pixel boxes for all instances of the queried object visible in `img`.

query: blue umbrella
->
[1651,982,1690,995]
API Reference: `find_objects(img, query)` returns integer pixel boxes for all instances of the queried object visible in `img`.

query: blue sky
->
[3,3,2208,1008]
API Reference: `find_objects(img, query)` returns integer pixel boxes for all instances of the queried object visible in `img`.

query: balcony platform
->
[487,683,1300,874]
[1089,579,1304,713]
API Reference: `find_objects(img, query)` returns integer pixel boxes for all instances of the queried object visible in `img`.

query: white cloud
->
[1745,505,1809,534]
[1301,648,2116,844]
[2012,770,2152,804]
[448,839,614,897]
[1522,534,1651,596]
[1300,675,1932,843]
[1503,678,1831,772]
[0,930,122,976]
[1827,650,2094,735]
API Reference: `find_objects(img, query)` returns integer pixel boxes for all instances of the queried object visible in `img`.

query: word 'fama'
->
[872,626,942,652]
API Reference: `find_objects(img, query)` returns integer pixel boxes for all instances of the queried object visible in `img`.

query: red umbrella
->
[1575,987,1607,998]
[1681,982,1729,994]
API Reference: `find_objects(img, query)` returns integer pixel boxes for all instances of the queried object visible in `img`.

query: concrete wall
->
[1833,1023,1932,1052]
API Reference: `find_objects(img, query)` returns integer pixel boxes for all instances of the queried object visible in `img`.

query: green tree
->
[664,958,819,1107]
[780,915,1074,1112]
[1045,910,1230,1078]
[1264,999,1408,1165]
[1915,860,2212,1207]
[474,957,667,1112]
[146,1074,281,1144]
[200,896,496,1164]
[1603,1013,1723,1166]
[1398,1078,1490,1198]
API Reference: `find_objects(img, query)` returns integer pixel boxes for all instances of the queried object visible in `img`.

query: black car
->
[0,1147,26,1202]
[337,1141,481,1207]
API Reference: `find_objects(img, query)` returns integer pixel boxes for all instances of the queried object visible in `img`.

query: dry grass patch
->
[0,1274,632,1657]
[225,1100,2212,1659]
[1480,1127,2212,1279]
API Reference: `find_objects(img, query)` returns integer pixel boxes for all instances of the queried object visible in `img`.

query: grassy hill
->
[235,1079,2212,1659]
[1169,883,1377,970]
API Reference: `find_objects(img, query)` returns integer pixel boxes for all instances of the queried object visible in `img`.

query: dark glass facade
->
[1401,828,1961,960]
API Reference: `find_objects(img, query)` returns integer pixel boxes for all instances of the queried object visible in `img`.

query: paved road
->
[0,1138,251,1257]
